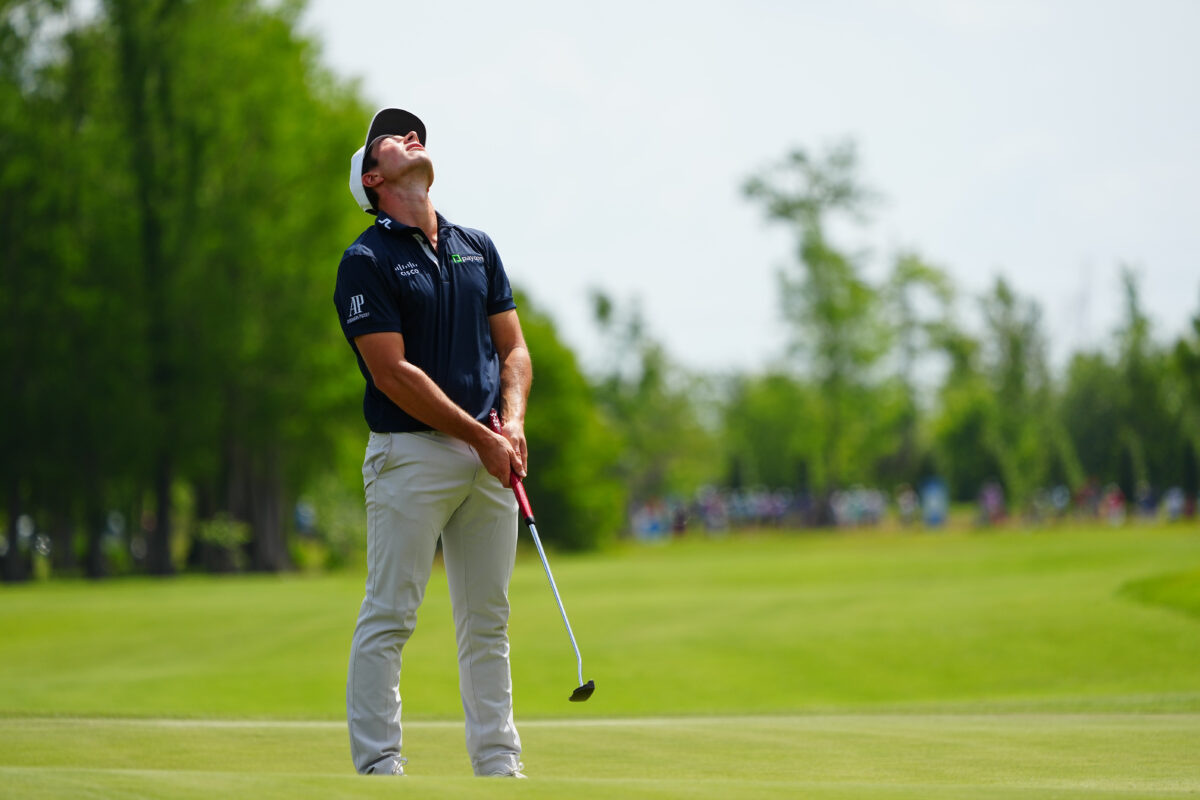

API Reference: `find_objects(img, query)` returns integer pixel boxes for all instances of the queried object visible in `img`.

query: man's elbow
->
[370,358,420,398]
[502,343,532,368]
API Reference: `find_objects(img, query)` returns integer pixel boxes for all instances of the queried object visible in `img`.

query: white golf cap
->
[349,108,427,213]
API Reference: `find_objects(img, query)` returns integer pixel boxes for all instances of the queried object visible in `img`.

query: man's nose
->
[403,130,420,143]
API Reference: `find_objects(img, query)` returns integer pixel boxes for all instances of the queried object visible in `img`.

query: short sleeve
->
[334,243,405,341]
[482,235,517,316]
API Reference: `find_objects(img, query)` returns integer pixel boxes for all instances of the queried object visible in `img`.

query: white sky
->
[301,0,1200,374]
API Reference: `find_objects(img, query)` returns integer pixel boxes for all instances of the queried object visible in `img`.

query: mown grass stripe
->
[9,711,1200,729]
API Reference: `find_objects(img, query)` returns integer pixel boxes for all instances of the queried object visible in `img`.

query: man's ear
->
[363,171,382,188]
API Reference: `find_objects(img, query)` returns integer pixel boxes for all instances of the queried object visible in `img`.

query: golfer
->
[334,108,532,778]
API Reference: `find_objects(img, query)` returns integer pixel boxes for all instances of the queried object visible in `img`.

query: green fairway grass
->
[3,714,1198,798]
[2,523,1198,797]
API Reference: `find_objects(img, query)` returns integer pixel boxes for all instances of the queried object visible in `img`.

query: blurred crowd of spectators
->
[628,478,1198,540]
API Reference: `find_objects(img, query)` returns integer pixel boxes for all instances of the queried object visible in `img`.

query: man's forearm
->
[374,359,491,447]
[497,344,532,425]
[374,358,523,484]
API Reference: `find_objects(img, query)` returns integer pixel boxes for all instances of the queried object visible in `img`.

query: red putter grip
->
[488,409,535,523]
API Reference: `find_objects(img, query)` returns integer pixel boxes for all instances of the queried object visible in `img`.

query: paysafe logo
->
[451,253,484,264]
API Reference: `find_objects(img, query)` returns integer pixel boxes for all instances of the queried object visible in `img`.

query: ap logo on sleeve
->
[346,294,369,324]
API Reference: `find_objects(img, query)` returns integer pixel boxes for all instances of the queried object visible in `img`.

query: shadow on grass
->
[1120,567,1200,620]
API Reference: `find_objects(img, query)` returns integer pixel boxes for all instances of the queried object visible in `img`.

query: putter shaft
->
[488,409,593,701]
[525,520,586,688]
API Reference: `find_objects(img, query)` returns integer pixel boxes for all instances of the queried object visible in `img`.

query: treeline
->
[3,2,1199,582]
[619,144,1200,520]
[0,0,624,581]
[2,0,368,580]
[725,143,1200,510]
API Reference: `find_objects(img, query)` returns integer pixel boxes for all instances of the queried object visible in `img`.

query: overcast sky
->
[301,0,1200,374]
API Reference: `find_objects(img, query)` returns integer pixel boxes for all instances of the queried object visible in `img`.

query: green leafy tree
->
[2,0,369,577]
[979,278,1049,503]
[743,142,891,489]
[2,1,150,579]
[1,0,63,580]
[1060,351,1122,487]
[1110,268,1180,497]
[589,290,721,510]
[1060,270,1191,502]
[972,277,1080,506]
[99,0,369,572]
[722,372,821,490]
[517,292,626,549]
[876,252,955,485]
[1171,293,1200,506]
[930,369,1002,502]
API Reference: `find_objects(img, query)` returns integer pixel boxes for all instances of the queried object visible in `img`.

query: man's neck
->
[378,186,438,248]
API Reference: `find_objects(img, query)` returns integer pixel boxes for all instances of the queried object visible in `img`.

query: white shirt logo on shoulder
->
[346,294,369,323]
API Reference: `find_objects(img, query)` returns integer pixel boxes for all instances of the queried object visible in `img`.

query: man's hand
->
[483,409,527,488]
[477,428,524,488]
[501,417,528,477]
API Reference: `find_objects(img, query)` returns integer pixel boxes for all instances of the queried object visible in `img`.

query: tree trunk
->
[49,507,76,574]
[111,0,177,575]
[147,450,175,575]
[3,477,27,582]
[250,450,289,572]
[85,490,108,580]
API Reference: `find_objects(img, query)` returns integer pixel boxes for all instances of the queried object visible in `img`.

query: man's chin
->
[397,159,434,189]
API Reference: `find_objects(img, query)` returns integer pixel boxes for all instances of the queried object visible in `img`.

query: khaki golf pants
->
[347,430,522,776]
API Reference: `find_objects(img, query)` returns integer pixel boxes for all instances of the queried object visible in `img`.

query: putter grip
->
[488,409,535,523]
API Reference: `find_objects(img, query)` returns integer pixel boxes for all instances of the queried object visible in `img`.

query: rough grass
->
[2,522,1199,797]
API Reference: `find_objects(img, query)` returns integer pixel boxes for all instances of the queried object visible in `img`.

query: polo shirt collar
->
[373,210,452,236]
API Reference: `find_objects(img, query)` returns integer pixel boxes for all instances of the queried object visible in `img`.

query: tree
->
[877,252,956,485]
[589,290,721,512]
[722,372,821,490]
[2,0,370,577]
[974,277,1080,506]
[1110,268,1180,497]
[1172,296,1200,514]
[517,291,626,549]
[743,142,889,489]
[1060,270,1192,505]
[1,0,152,580]
[979,277,1049,503]
[1060,351,1122,485]
[926,277,1081,506]
[2,0,60,580]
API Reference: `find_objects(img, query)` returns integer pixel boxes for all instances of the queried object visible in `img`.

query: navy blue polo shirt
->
[334,210,517,432]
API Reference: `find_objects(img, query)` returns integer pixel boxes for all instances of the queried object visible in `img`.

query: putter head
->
[569,680,595,702]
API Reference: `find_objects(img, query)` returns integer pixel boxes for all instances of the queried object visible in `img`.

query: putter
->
[489,410,595,703]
